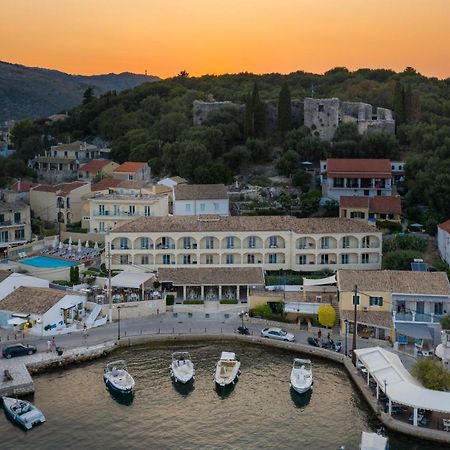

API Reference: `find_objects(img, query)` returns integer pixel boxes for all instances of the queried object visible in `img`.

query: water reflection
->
[107,389,135,406]
[290,387,312,408]
[172,379,195,397]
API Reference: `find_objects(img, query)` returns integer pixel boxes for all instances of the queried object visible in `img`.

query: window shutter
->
[379,297,383,306]
[369,297,374,306]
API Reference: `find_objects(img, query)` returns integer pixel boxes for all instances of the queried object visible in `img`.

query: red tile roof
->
[369,196,401,215]
[80,159,112,173]
[113,162,146,173]
[439,220,450,233]
[340,196,401,215]
[32,181,89,196]
[91,178,121,192]
[10,180,39,192]
[326,159,392,177]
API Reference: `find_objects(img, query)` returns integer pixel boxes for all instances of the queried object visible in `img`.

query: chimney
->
[17,179,21,192]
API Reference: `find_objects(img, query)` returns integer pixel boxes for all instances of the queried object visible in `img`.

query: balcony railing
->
[394,311,444,323]
[0,220,26,227]
[95,210,152,218]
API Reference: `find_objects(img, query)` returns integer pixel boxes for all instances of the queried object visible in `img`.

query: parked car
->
[261,327,295,342]
[2,343,37,359]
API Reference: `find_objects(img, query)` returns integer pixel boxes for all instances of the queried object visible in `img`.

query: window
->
[369,296,383,306]
[200,203,205,212]
[361,237,370,248]
[269,236,278,248]
[128,174,133,180]
[226,236,234,249]
[205,255,213,265]
[416,302,424,314]
[350,211,365,219]
[268,254,277,264]
[141,255,149,265]
[64,151,68,157]
[66,197,70,208]
[320,254,329,264]
[144,206,151,217]
[213,203,220,212]
[248,236,256,248]
[119,255,129,264]
[183,255,191,264]
[205,237,215,249]
[185,203,191,213]
[333,178,344,188]
[247,254,255,264]
[0,231,8,243]
[364,190,369,196]
[120,238,129,249]
[298,237,307,249]
[341,254,349,264]
[362,253,369,264]
[162,254,171,265]
[75,151,78,159]
[14,212,21,224]
[54,150,57,157]
[320,237,329,249]
[141,237,149,249]
[99,205,105,216]
[435,303,443,315]
[318,104,324,112]
[129,205,136,216]
[0,214,4,224]
[183,237,191,249]
[99,222,105,232]
[14,229,24,240]
[377,190,382,196]
[114,205,120,216]
[298,255,307,265]
[342,237,350,248]
[225,254,234,264]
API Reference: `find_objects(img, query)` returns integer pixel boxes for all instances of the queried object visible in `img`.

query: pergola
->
[354,347,450,426]
[111,271,156,300]
[158,267,265,302]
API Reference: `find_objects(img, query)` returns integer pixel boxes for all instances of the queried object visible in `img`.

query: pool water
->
[19,256,77,268]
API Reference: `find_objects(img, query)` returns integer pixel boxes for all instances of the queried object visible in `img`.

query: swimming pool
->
[19,256,77,268]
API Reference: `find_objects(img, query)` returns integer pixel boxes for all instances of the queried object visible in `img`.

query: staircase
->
[85,304,102,328]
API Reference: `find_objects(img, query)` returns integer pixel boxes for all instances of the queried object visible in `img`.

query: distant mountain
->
[0,61,159,122]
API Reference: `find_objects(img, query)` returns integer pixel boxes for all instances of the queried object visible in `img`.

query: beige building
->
[105,215,382,272]
[86,180,170,233]
[30,181,91,224]
[339,196,402,224]
[79,160,119,180]
[0,200,31,248]
[112,162,151,181]
[337,270,450,344]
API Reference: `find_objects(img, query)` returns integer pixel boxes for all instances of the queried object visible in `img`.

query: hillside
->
[0,61,159,122]
[10,67,450,226]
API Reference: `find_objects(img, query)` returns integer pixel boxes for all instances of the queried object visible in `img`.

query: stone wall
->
[192,100,241,126]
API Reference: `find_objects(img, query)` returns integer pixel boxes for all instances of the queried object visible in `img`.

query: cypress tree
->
[277,82,292,134]
[393,81,406,125]
[404,85,413,123]
[252,82,266,137]
[244,93,254,138]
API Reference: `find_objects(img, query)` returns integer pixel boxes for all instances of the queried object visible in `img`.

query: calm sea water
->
[0,342,446,450]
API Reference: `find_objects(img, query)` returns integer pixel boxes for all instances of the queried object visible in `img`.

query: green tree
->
[360,132,400,159]
[441,315,450,330]
[412,359,450,391]
[292,169,311,192]
[276,150,299,176]
[382,250,423,270]
[224,145,251,171]
[277,82,292,134]
[251,83,266,137]
[82,87,95,105]
[393,81,406,125]
[244,93,254,139]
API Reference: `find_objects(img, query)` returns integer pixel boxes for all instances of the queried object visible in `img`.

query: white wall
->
[0,273,49,301]
[174,198,229,216]
[42,293,86,334]
[438,228,450,266]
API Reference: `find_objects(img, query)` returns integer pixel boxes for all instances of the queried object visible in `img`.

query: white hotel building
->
[105,215,382,272]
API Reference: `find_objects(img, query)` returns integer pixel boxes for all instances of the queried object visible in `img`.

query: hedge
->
[183,300,204,305]
[219,299,238,304]
[166,295,174,306]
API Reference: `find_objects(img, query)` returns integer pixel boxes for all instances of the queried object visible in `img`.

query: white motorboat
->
[2,397,45,430]
[103,360,135,394]
[359,431,388,450]
[170,351,195,384]
[214,351,241,387]
[290,358,313,394]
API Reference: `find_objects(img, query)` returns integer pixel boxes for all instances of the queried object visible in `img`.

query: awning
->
[284,302,322,314]
[396,323,432,340]
[303,275,336,286]
[111,271,155,289]
[7,317,27,325]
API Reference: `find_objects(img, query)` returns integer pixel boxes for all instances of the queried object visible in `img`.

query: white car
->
[260,327,295,342]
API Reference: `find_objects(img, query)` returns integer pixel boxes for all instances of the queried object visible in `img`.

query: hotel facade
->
[105,215,382,272]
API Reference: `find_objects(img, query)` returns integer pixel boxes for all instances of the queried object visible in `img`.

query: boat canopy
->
[355,347,450,414]
[221,352,236,360]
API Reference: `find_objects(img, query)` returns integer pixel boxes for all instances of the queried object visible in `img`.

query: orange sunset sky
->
[1,0,449,79]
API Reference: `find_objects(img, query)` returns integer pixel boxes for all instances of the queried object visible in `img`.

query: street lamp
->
[117,306,121,341]
[344,319,349,357]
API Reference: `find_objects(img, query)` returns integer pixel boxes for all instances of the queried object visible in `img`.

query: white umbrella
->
[94,242,99,249]
[68,236,72,245]
[77,238,82,252]
[68,242,72,251]
[59,241,63,250]
[52,236,58,249]
[85,240,90,248]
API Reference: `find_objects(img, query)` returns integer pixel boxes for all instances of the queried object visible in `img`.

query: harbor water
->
[0,341,446,449]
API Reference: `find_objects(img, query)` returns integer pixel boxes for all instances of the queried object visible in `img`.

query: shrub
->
[441,315,450,331]
[166,294,174,306]
[376,220,402,233]
[412,359,450,391]
[250,303,272,319]
[52,280,73,286]
[317,305,336,328]
[219,299,238,304]
[153,280,161,289]
[382,250,423,270]
[383,235,427,253]
[183,300,204,305]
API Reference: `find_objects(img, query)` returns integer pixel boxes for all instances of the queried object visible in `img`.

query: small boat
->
[214,351,241,387]
[103,360,135,394]
[170,351,195,384]
[359,431,388,450]
[2,397,45,430]
[290,358,313,394]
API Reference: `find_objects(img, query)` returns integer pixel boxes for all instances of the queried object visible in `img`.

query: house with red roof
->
[112,162,151,182]
[320,158,393,201]
[438,220,450,266]
[79,159,119,180]
[339,196,402,224]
